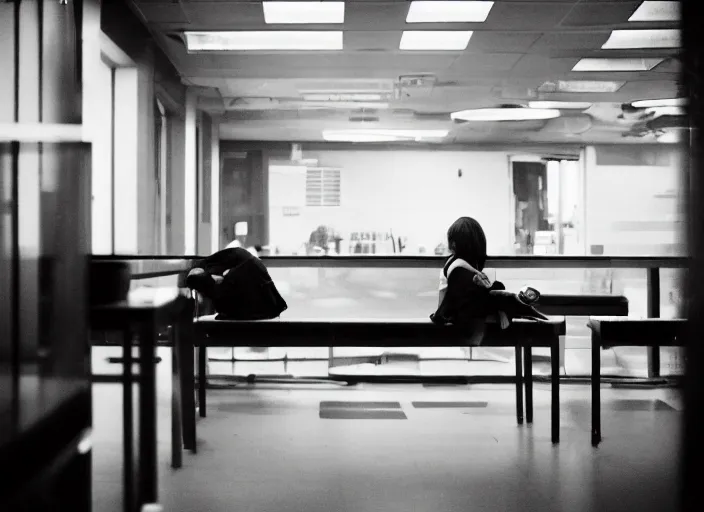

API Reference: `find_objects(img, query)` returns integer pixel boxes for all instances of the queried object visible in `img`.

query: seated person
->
[185,245,287,320]
[431,216,547,344]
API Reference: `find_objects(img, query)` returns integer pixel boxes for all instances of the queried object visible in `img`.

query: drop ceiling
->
[130,0,684,144]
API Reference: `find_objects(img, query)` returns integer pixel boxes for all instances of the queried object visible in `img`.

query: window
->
[305,167,341,207]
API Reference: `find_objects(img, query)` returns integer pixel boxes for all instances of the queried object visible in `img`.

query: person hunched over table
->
[431,216,548,345]
[185,244,287,320]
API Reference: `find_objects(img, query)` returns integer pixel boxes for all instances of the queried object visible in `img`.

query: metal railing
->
[92,254,688,378]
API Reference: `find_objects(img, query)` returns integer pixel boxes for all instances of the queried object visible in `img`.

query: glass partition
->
[113,256,685,378]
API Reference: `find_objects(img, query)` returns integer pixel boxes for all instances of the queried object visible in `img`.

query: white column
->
[113,67,139,254]
[546,160,560,253]
[211,119,220,253]
[184,89,197,254]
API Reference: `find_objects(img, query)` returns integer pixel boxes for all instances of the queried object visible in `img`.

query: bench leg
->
[524,344,533,424]
[170,326,183,469]
[551,337,560,444]
[198,343,207,418]
[122,330,135,512]
[515,345,524,425]
[178,318,196,453]
[592,333,601,446]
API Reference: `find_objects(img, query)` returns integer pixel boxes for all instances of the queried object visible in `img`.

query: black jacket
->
[188,248,287,320]
[431,255,546,327]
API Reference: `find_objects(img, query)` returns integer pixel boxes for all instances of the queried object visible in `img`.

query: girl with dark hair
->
[431,217,547,344]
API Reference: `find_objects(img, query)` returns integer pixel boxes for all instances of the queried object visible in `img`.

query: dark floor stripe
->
[319,410,407,420]
[412,401,488,409]
[320,401,402,409]
[609,399,676,411]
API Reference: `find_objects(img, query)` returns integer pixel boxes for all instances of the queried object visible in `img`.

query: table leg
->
[170,326,183,470]
[592,332,602,447]
[198,343,207,418]
[178,317,196,452]
[515,345,524,425]
[138,323,158,506]
[524,344,534,424]
[551,336,560,444]
[122,329,134,512]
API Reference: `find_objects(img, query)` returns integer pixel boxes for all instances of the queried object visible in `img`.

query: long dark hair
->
[447,216,487,271]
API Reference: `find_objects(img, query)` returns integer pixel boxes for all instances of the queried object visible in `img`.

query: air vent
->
[306,168,341,207]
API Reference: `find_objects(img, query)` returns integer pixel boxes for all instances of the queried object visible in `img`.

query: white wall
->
[585,146,686,256]
[269,150,514,255]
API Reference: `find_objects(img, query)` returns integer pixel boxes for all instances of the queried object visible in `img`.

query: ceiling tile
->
[344,31,401,51]
[510,54,581,78]
[345,3,409,30]
[560,2,643,27]
[530,32,611,53]
[444,53,525,80]
[468,32,542,53]
[485,2,574,30]
[133,2,190,24]
[179,1,265,27]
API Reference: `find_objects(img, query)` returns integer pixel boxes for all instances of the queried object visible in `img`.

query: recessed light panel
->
[406,1,494,23]
[629,1,680,22]
[303,93,386,102]
[539,80,626,93]
[631,98,687,108]
[263,2,345,24]
[323,129,449,142]
[183,31,343,51]
[572,58,665,72]
[602,29,681,49]
[451,108,560,122]
[529,101,592,110]
[400,31,473,50]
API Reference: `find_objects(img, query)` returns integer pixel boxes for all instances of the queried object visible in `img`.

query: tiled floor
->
[92,348,682,512]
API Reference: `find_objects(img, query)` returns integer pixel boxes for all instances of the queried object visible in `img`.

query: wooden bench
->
[189,316,566,443]
[587,317,687,446]
[536,294,628,316]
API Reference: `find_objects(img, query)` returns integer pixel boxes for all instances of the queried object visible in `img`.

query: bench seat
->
[185,315,566,445]
[193,315,566,347]
[537,294,628,316]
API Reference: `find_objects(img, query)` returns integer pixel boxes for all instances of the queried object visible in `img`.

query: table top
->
[588,316,687,345]
[90,287,191,329]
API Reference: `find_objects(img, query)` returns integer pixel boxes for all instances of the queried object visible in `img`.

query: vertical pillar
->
[113,68,139,254]
[17,0,41,363]
[184,89,197,255]
[210,118,220,253]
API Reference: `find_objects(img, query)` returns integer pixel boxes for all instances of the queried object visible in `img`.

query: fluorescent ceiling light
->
[629,1,680,22]
[602,29,681,49]
[300,101,390,109]
[263,2,345,24]
[572,58,665,72]
[323,129,448,142]
[323,132,401,142]
[539,80,626,93]
[400,31,472,50]
[183,31,343,51]
[406,1,494,23]
[451,107,560,122]
[303,93,386,102]
[528,101,592,110]
[631,97,687,108]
